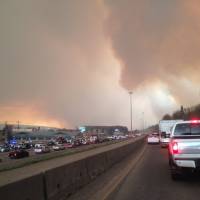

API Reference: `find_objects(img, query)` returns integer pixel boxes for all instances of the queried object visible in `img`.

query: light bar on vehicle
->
[190,119,200,123]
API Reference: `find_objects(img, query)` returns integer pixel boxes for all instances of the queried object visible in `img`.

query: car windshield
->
[174,123,200,135]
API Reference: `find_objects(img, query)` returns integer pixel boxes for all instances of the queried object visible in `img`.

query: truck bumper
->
[175,160,196,168]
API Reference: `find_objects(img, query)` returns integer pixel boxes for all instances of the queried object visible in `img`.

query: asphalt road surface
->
[110,144,200,200]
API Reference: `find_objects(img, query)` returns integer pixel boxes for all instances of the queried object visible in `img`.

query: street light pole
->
[142,112,144,133]
[129,91,133,133]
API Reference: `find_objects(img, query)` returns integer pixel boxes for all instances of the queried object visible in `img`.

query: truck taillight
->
[172,142,178,154]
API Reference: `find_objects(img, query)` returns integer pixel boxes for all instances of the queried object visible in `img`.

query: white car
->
[147,134,160,144]
[34,145,50,154]
[52,144,65,151]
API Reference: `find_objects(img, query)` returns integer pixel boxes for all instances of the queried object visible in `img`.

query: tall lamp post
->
[142,112,144,133]
[129,91,133,133]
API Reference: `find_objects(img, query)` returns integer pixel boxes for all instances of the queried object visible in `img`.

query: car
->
[9,149,29,159]
[64,143,74,148]
[64,140,81,148]
[106,136,114,141]
[34,143,46,148]
[80,139,90,145]
[147,133,160,144]
[160,131,170,148]
[52,144,65,151]
[47,141,55,146]
[0,145,10,152]
[20,143,31,150]
[34,145,50,154]
[168,120,200,180]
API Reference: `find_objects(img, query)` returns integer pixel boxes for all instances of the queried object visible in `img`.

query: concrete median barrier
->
[86,152,108,180]
[0,173,45,200]
[45,159,89,200]
[44,137,146,200]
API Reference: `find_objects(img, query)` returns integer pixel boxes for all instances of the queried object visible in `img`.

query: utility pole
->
[129,91,133,133]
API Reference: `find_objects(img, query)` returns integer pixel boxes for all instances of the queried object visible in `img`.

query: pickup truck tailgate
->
[175,138,200,154]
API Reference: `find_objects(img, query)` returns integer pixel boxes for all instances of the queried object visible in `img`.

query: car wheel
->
[169,158,181,180]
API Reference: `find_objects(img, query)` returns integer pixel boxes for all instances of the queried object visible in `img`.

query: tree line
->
[162,104,200,120]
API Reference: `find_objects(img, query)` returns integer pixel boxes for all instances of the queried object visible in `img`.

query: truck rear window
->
[174,123,200,135]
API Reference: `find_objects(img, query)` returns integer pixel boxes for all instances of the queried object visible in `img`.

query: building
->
[80,126,128,136]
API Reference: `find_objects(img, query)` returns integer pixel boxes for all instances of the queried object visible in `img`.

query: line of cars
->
[0,139,81,159]
[0,134,134,160]
[147,132,171,146]
[148,120,200,180]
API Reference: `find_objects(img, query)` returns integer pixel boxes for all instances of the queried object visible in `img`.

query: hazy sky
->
[0,0,200,129]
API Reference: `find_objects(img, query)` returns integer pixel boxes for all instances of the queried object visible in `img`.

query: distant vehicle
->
[52,144,65,151]
[159,120,183,147]
[65,140,81,148]
[0,145,10,152]
[64,143,74,148]
[113,135,126,140]
[135,133,142,137]
[9,149,29,159]
[20,143,31,150]
[81,139,90,145]
[96,133,108,143]
[89,136,98,144]
[47,141,55,146]
[168,120,200,180]
[34,145,50,154]
[147,133,159,144]
[55,136,66,144]
[106,136,114,141]
[34,143,46,148]
[73,140,81,146]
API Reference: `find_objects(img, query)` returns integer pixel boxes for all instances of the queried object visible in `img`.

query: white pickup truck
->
[168,120,200,180]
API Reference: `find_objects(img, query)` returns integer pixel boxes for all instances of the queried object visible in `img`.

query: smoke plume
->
[104,0,200,106]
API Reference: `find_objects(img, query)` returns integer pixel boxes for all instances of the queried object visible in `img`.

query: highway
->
[109,144,200,200]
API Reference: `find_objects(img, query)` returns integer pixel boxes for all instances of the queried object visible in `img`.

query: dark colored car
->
[9,149,29,159]
[0,145,10,152]
[47,141,55,146]
[20,143,32,150]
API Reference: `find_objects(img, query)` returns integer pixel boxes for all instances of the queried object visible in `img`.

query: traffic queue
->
[0,134,134,160]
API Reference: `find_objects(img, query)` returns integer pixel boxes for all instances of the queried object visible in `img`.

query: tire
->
[169,158,181,180]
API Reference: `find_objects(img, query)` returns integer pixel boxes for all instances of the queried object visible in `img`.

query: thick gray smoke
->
[2,0,200,128]
[0,0,129,127]
[104,0,200,106]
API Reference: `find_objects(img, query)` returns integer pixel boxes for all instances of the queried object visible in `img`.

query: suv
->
[168,120,200,180]
[34,145,50,154]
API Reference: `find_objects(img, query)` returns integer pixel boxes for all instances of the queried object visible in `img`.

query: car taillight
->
[172,142,178,154]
